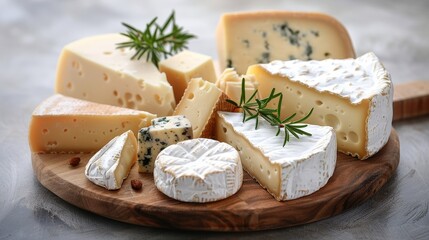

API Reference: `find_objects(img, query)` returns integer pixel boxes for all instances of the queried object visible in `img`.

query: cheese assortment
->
[173,77,235,139]
[85,130,137,190]
[137,115,193,173]
[217,11,355,74]
[56,34,176,116]
[29,94,155,153]
[154,138,243,203]
[216,111,336,201]
[29,10,395,205]
[159,50,217,103]
[247,52,392,159]
[216,68,259,103]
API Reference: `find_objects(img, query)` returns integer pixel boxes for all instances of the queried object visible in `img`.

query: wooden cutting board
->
[32,129,399,231]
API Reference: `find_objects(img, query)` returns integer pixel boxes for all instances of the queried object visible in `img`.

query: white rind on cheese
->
[248,52,392,159]
[29,94,155,153]
[85,130,138,190]
[216,111,336,201]
[154,138,243,203]
[56,34,175,116]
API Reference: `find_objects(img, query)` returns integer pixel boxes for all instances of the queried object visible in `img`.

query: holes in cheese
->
[247,52,392,159]
[56,34,175,116]
[173,78,236,139]
[216,11,356,74]
[29,94,156,153]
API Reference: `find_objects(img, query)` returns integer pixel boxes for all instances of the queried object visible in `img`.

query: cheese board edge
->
[31,129,400,232]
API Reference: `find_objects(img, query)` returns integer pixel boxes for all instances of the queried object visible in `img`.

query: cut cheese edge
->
[159,50,217,103]
[216,111,336,201]
[216,68,259,103]
[173,78,235,139]
[247,52,392,159]
[56,34,175,116]
[217,11,355,74]
[85,130,137,190]
[154,138,243,203]
[29,94,155,153]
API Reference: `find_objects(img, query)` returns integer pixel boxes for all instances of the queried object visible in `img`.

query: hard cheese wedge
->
[85,130,137,190]
[56,34,175,116]
[216,111,336,201]
[154,138,243,203]
[138,115,193,173]
[217,11,355,74]
[173,78,235,138]
[247,52,393,159]
[29,94,155,153]
[159,50,217,103]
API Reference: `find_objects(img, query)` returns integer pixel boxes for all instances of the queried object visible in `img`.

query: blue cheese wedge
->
[138,115,193,173]
[216,111,336,201]
[216,11,355,74]
[154,138,243,203]
[84,130,137,190]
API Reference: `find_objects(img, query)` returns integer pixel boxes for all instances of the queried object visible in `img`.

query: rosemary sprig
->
[117,11,196,67]
[226,79,314,146]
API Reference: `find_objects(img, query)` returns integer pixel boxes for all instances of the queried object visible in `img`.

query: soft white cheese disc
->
[154,138,243,203]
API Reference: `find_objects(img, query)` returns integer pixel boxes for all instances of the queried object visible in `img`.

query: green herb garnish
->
[117,11,196,67]
[226,79,314,146]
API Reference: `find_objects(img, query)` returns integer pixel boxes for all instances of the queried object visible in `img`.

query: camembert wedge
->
[85,130,137,190]
[216,111,336,201]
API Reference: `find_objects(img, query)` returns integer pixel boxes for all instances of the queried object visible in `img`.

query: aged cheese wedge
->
[154,138,243,203]
[85,130,137,190]
[137,115,193,173]
[56,34,175,116]
[216,68,259,103]
[247,52,392,159]
[29,94,155,153]
[159,50,217,103]
[216,111,336,201]
[173,78,235,138]
[217,11,355,74]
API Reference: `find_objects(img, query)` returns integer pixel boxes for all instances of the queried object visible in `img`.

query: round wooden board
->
[31,130,400,232]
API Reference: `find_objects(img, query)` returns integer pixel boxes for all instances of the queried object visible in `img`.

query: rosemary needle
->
[226,78,314,146]
[117,11,196,67]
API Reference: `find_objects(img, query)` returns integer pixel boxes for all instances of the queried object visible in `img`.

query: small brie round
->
[154,138,243,203]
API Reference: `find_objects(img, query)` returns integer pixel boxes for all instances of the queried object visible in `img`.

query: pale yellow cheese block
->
[56,34,175,116]
[217,11,356,74]
[173,78,235,139]
[216,68,259,103]
[159,50,217,103]
[29,94,155,153]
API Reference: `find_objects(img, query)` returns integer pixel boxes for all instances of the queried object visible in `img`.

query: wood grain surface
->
[393,80,429,121]
[31,130,399,232]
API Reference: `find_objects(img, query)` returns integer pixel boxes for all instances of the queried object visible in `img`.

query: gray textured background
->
[1,0,428,239]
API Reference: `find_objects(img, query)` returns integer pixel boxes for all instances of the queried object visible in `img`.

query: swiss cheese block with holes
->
[159,50,217,103]
[29,94,155,153]
[216,11,355,74]
[173,78,235,139]
[216,111,336,201]
[154,138,243,203]
[247,52,393,159]
[55,34,175,116]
